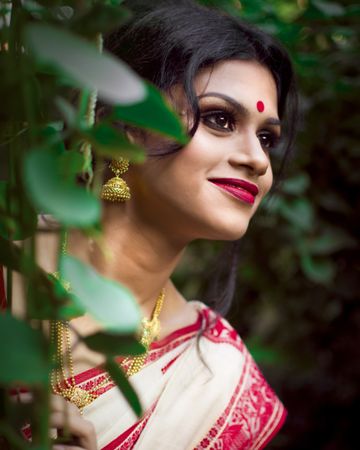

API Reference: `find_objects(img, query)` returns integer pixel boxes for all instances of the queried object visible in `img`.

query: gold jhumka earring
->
[101,158,131,202]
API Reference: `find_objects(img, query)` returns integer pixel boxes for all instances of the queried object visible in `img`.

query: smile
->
[208,178,259,205]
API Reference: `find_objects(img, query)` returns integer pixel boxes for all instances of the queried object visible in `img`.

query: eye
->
[257,130,280,150]
[201,110,236,132]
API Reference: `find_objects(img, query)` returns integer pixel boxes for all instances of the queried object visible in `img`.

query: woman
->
[8,1,297,449]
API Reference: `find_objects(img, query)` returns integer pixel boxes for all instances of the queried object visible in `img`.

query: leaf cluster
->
[0,1,187,448]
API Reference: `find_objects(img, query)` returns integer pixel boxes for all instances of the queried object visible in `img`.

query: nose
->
[228,131,270,176]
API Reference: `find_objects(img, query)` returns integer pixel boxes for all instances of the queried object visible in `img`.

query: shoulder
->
[195,303,281,397]
[193,302,266,379]
[192,303,287,449]
[196,302,245,352]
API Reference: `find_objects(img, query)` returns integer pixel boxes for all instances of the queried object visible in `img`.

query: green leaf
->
[345,5,360,17]
[55,97,77,128]
[0,236,26,272]
[105,357,142,417]
[0,237,78,320]
[83,123,145,162]
[313,1,346,17]
[24,147,100,227]
[71,4,132,36]
[26,273,64,320]
[0,181,37,240]
[0,313,50,384]
[58,150,85,179]
[33,273,85,320]
[112,83,188,144]
[307,228,356,255]
[302,1,346,19]
[246,338,283,365]
[279,199,315,232]
[300,252,336,284]
[25,23,146,105]
[282,173,310,195]
[83,333,145,356]
[60,255,141,333]
[58,301,86,320]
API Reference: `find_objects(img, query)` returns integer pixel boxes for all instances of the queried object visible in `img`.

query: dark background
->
[174,1,360,448]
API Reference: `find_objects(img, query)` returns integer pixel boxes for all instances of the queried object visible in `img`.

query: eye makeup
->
[200,103,238,133]
[198,94,281,149]
[199,92,280,123]
[257,130,280,150]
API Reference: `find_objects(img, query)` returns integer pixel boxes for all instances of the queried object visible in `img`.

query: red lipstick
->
[209,178,259,205]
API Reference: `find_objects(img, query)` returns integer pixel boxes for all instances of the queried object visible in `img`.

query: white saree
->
[77,302,286,450]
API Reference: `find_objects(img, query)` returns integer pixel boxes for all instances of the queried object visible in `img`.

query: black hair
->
[103,0,298,315]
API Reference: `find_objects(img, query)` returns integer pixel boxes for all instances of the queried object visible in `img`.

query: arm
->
[50,395,97,450]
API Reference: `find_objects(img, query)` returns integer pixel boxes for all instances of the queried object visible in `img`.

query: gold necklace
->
[123,288,165,377]
[50,288,165,413]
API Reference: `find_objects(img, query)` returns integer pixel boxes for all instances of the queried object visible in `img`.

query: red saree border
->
[70,310,203,389]
[101,402,157,450]
[193,350,252,450]
[254,405,287,450]
[151,311,202,349]
[201,307,245,352]
[193,343,287,450]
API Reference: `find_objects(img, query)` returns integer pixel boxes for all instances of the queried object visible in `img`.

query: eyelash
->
[201,108,236,133]
[200,108,280,151]
[257,131,280,151]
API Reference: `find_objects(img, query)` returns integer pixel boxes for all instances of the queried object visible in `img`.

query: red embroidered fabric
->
[193,309,287,450]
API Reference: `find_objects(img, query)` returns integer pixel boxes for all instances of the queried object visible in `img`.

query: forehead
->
[194,60,278,113]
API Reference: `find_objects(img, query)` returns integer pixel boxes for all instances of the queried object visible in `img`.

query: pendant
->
[63,387,94,410]
[140,317,160,345]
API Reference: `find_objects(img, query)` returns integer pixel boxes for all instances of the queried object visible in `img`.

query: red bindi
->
[256,101,265,113]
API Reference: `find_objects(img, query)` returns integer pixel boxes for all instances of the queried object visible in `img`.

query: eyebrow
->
[198,92,281,127]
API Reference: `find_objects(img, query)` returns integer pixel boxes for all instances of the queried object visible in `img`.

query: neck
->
[68,204,187,318]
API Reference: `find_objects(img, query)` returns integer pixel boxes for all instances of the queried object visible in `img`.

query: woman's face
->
[126,60,280,245]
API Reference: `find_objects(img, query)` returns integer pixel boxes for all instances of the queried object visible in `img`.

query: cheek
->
[178,130,222,169]
[162,134,218,181]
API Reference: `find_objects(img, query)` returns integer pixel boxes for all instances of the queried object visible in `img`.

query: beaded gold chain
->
[50,233,166,412]
[50,320,105,412]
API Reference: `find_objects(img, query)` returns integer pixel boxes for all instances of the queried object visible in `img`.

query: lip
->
[208,178,259,205]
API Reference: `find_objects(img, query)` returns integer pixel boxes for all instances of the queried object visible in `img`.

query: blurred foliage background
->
[174,0,360,449]
[0,0,358,449]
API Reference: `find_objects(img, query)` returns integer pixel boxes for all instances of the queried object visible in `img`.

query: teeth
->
[218,183,236,189]
[226,184,242,189]
[224,184,252,194]
[213,181,252,193]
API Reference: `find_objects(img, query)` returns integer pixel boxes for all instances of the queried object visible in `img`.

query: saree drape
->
[1,265,286,449]
[77,302,286,449]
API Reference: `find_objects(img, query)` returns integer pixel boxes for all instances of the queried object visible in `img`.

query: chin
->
[221,228,249,241]
[203,220,250,242]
